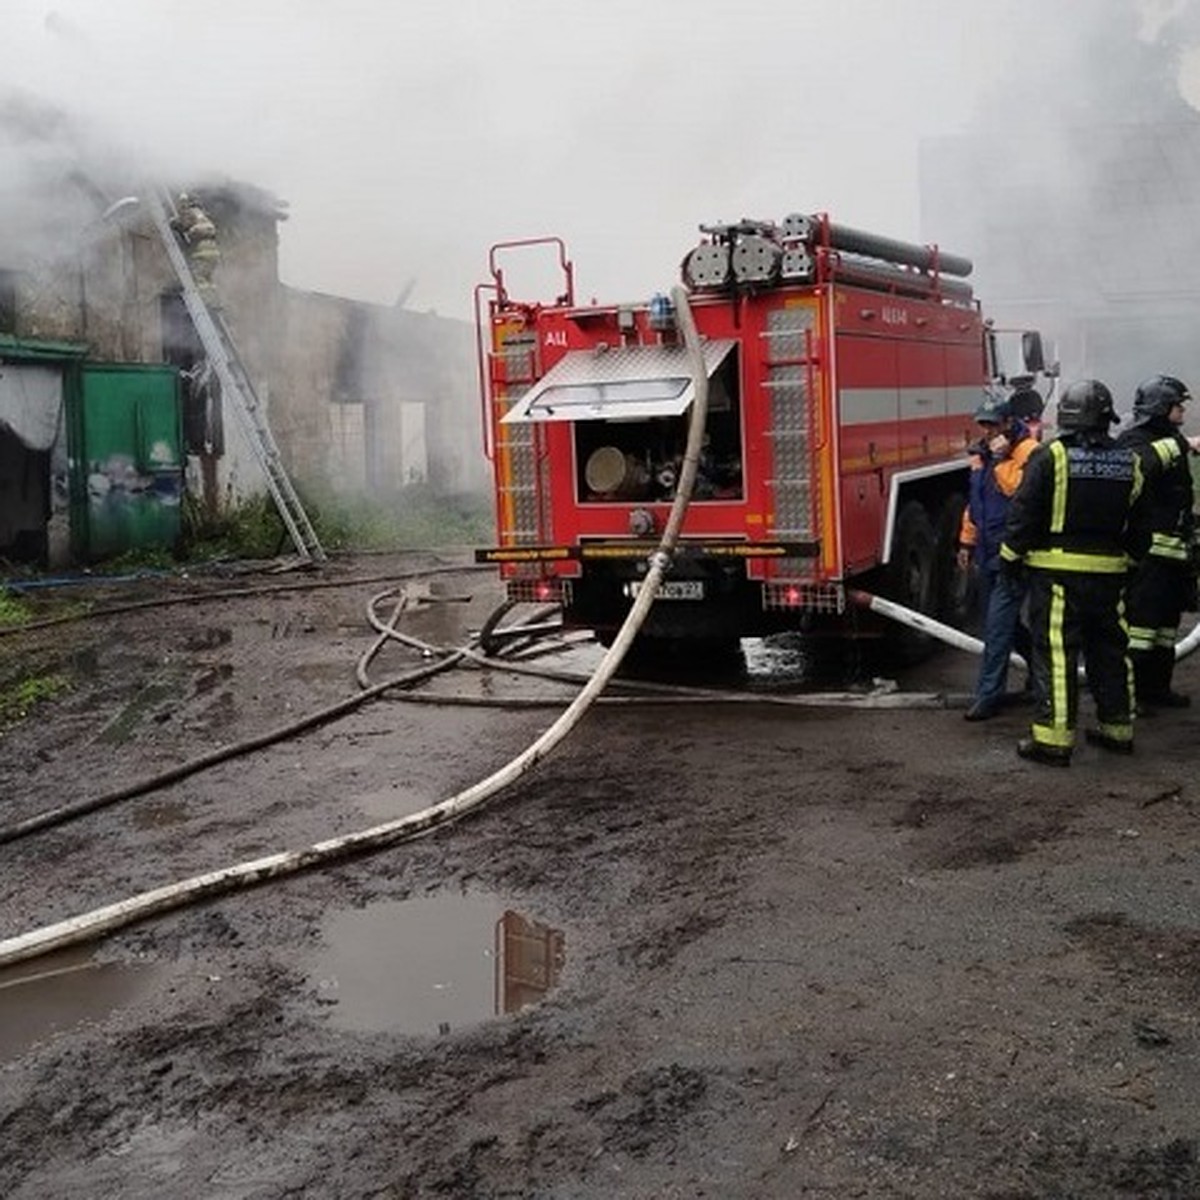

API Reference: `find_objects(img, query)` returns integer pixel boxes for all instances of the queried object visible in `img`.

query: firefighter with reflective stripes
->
[1116,375,1200,712]
[998,380,1148,766]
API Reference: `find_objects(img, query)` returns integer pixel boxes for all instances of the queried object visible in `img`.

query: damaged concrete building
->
[0,96,484,566]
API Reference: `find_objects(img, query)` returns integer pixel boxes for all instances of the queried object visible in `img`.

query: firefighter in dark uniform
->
[1116,375,1200,712]
[998,380,1147,766]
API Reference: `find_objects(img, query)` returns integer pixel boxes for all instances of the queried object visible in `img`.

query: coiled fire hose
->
[0,285,711,968]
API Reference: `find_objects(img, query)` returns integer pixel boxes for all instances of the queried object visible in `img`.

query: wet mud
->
[1,551,1199,1198]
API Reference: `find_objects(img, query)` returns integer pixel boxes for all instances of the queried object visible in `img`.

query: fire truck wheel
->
[934,493,971,628]
[887,501,936,662]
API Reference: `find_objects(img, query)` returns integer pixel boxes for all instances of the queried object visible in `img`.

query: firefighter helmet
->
[1008,386,1044,421]
[1057,380,1116,432]
[1132,374,1191,425]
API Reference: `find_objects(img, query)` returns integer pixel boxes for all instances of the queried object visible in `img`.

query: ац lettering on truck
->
[475,212,1049,653]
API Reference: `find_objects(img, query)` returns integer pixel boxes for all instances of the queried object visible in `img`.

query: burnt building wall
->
[2,175,486,505]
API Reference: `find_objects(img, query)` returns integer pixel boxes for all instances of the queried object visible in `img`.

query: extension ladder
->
[146,189,326,563]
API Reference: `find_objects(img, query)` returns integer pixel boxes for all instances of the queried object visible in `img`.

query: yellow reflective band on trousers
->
[1095,720,1133,742]
[1149,532,1189,560]
[1120,594,1136,709]
[1127,623,1156,651]
[1025,548,1129,573]
[1153,626,1178,649]
[1032,581,1075,749]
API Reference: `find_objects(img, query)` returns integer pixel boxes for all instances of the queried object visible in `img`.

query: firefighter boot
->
[1016,738,1072,767]
[1084,728,1134,756]
[1137,646,1190,714]
[1150,645,1189,707]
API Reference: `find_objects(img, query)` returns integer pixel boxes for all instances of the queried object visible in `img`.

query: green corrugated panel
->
[71,364,183,560]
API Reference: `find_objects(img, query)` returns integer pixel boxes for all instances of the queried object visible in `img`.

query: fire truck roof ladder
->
[146,188,326,564]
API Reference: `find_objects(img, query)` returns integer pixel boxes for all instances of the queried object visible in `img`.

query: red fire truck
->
[475,212,1049,654]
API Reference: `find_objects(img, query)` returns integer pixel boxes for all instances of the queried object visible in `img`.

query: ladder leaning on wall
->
[145,188,326,563]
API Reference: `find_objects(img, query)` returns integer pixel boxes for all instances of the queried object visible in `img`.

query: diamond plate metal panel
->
[763,308,816,543]
[497,332,542,545]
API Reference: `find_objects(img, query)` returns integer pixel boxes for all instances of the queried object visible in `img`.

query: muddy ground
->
[0,550,1198,1199]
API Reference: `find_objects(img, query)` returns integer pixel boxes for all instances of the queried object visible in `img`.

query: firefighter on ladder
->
[173,192,221,305]
[997,380,1148,766]
[1116,375,1200,714]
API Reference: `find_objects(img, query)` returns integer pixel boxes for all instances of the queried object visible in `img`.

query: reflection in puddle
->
[0,948,165,1062]
[743,633,875,691]
[312,895,565,1036]
[743,636,815,689]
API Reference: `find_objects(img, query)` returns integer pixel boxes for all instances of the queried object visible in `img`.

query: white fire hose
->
[0,286,713,968]
[854,588,1200,671]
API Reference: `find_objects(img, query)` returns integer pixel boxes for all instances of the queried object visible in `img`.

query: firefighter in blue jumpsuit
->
[959,394,1040,720]
[998,380,1148,766]
[1116,375,1200,712]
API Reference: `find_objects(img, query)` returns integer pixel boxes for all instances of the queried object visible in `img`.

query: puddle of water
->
[743,635,815,688]
[97,667,188,744]
[182,627,233,653]
[0,947,166,1062]
[131,799,191,831]
[743,633,877,691]
[354,784,437,823]
[289,661,352,684]
[401,596,470,655]
[312,895,565,1036]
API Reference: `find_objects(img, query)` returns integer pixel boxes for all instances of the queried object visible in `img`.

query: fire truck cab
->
[476,213,1049,653]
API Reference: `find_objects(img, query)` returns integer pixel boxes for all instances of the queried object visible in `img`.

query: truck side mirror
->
[1021,331,1046,375]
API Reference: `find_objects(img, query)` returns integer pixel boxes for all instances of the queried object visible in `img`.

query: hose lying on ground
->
[0,562,490,639]
[0,592,544,848]
[0,648,469,848]
[0,285,712,969]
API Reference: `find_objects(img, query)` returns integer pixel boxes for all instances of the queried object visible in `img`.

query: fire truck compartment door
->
[501,339,736,423]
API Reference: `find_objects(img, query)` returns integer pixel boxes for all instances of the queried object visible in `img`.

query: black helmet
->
[1057,379,1116,432]
[1132,374,1191,425]
[1008,386,1044,421]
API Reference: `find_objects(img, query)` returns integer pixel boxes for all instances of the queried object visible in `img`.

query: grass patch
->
[181,486,493,560]
[0,672,70,724]
[311,486,493,552]
[0,589,33,629]
[92,547,179,575]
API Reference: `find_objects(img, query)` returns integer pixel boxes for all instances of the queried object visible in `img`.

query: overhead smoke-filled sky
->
[3,0,1197,321]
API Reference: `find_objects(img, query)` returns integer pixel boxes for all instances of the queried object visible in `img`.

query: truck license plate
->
[629,580,704,600]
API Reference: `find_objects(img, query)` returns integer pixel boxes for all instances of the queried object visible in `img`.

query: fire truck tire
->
[887,501,937,662]
[934,493,971,628]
